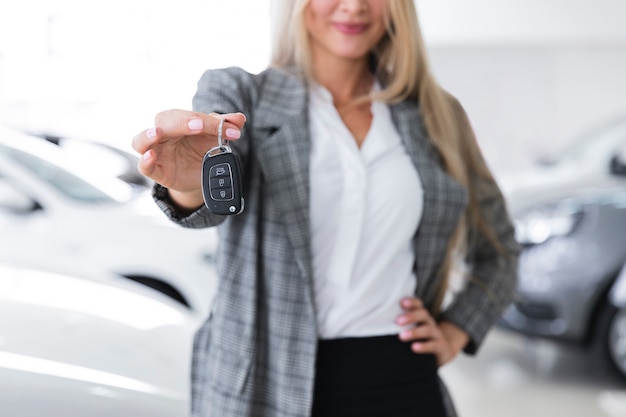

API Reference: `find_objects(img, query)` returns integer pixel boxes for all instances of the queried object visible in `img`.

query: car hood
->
[81,191,177,226]
[57,190,218,251]
[498,165,626,215]
[0,261,197,416]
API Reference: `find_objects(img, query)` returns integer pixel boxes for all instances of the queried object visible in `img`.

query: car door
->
[0,170,55,265]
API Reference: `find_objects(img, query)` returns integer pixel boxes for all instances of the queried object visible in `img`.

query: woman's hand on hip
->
[132,110,246,208]
[396,296,469,367]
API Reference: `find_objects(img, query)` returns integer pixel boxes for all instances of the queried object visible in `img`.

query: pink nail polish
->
[225,128,241,139]
[188,119,203,131]
[146,128,157,138]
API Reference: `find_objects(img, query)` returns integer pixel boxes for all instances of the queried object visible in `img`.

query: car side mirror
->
[0,180,41,214]
[610,154,626,177]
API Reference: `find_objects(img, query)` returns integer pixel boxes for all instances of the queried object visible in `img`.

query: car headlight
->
[514,204,583,245]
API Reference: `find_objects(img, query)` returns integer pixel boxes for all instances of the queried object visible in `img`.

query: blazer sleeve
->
[439,176,520,354]
[438,97,521,354]
[152,67,256,229]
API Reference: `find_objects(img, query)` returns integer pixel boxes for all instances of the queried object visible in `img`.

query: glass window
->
[0,144,116,204]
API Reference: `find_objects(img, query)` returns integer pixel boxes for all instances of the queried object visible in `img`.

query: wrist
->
[168,188,205,212]
[439,321,469,355]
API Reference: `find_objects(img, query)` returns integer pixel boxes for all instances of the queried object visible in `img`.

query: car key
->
[201,118,245,215]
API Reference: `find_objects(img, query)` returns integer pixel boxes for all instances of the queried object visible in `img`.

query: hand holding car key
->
[201,118,245,215]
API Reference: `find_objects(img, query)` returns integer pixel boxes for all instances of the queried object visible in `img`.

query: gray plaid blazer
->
[153,67,519,417]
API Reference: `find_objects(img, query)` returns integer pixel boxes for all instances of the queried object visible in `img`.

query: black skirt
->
[312,335,447,417]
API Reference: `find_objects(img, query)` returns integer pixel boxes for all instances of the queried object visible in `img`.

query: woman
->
[132,0,519,416]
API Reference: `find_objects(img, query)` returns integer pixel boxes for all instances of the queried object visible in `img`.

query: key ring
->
[217,117,225,148]
[206,117,232,157]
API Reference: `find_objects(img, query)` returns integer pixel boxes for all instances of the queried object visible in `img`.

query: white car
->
[29,131,153,193]
[0,260,198,417]
[498,116,626,216]
[0,126,218,317]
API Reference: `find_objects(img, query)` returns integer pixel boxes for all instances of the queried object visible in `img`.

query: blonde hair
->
[271,0,504,314]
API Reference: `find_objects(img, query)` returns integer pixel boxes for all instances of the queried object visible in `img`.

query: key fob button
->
[210,187,232,201]
[210,177,231,189]
[201,150,244,215]
[210,163,231,178]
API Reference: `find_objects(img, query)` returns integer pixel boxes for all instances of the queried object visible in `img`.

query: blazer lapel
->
[253,71,313,281]
[250,71,468,307]
[390,100,468,304]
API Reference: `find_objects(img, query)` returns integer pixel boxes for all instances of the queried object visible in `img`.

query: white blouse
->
[308,82,424,339]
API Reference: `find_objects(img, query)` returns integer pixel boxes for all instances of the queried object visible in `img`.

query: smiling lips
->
[333,22,370,34]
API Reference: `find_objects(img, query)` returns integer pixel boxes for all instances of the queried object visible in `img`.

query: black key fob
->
[201,119,245,215]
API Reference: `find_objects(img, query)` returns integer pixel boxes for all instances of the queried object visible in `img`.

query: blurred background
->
[1,0,625,416]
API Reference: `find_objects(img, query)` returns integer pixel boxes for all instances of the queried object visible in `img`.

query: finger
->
[154,109,245,140]
[400,296,423,310]
[132,127,159,155]
[395,307,432,326]
[214,112,247,130]
[398,322,436,342]
[410,340,437,354]
[205,112,247,140]
[137,148,157,179]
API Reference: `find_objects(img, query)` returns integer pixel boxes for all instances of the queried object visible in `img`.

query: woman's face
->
[304,0,387,64]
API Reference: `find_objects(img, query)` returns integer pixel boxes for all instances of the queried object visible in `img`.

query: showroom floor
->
[441,328,626,417]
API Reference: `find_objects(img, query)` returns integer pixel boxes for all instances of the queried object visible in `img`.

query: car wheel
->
[608,305,626,376]
[594,301,626,381]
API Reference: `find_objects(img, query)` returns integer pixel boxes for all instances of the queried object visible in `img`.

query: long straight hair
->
[270,0,504,314]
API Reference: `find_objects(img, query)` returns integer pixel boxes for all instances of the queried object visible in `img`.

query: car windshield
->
[551,118,626,166]
[0,144,117,204]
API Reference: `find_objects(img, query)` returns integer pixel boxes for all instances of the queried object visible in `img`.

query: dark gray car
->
[498,117,626,380]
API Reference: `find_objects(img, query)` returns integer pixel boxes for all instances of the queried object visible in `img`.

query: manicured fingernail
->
[146,128,157,138]
[142,151,152,160]
[400,330,412,340]
[412,343,422,352]
[396,315,407,325]
[236,112,247,121]
[225,128,241,139]
[188,119,203,130]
